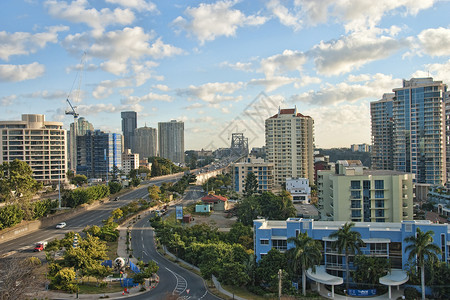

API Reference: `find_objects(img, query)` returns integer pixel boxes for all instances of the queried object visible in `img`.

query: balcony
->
[403,212,408,217]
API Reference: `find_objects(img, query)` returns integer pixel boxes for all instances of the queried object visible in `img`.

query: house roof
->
[201,194,228,202]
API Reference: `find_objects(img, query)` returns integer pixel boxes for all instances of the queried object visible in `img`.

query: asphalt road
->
[0,175,183,258]
[127,186,221,300]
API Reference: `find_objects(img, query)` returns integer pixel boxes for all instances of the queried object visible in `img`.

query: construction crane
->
[65,52,86,171]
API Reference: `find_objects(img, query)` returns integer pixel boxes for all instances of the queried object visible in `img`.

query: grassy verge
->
[78,281,123,294]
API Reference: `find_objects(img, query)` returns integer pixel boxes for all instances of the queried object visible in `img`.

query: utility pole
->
[278,269,282,300]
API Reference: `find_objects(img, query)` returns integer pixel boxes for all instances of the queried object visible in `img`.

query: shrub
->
[404,287,420,300]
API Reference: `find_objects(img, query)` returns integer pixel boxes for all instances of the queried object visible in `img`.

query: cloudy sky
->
[1,0,450,150]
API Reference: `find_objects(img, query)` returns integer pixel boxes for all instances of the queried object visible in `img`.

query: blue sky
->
[1,0,450,150]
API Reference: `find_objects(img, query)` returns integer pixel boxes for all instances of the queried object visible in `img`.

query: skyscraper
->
[371,93,394,170]
[392,78,447,185]
[76,130,122,179]
[132,126,157,160]
[68,117,94,171]
[265,107,314,186]
[158,120,184,164]
[121,111,137,151]
[0,114,67,183]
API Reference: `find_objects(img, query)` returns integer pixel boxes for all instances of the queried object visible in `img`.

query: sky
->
[1,0,450,150]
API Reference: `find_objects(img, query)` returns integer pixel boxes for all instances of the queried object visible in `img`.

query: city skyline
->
[1,1,450,150]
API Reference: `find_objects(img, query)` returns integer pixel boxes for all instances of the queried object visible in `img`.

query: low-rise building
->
[201,193,229,211]
[232,156,274,194]
[318,160,414,222]
[286,177,311,204]
[254,218,449,295]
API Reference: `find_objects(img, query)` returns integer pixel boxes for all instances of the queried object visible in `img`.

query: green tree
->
[287,232,322,296]
[0,204,24,230]
[329,222,363,291]
[148,185,161,201]
[353,255,390,287]
[52,267,76,292]
[71,175,87,186]
[244,172,258,197]
[111,208,123,221]
[255,249,287,293]
[0,159,42,202]
[236,196,261,226]
[404,228,441,300]
[108,181,122,194]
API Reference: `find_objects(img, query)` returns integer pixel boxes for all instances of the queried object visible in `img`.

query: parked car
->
[33,241,48,252]
[56,222,66,229]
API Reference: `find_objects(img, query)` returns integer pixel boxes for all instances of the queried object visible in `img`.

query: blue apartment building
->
[254,218,449,296]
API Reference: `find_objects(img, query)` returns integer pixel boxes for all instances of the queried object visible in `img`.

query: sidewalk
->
[315,282,405,300]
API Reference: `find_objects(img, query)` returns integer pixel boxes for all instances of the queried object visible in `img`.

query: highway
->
[0,175,183,258]
[127,186,221,300]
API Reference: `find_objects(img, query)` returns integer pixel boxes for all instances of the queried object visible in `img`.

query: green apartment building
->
[318,160,414,222]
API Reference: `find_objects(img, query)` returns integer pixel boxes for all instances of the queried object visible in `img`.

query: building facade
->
[318,160,414,222]
[132,126,157,160]
[0,114,67,183]
[254,218,449,282]
[286,177,311,204]
[158,120,184,164]
[265,107,314,187]
[76,130,122,179]
[392,78,447,185]
[232,157,274,194]
[371,93,394,170]
[122,148,139,175]
[121,111,137,152]
[350,143,371,152]
[68,117,94,171]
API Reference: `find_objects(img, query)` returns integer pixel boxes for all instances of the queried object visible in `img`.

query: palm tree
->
[287,232,322,296]
[404,228,441,300]
[329,222,363,291]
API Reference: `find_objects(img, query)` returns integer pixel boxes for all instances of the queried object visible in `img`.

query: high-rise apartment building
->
[121,111,137,152]
[132,126,157,160]
[0,114,67,183]
[317,160,414,223]
[158,120,184,164]
[371,93,394,170]
[392,78,447,185]
[68,117,94,171]
[76,130,122,179]
[122,149,139,175]
[265,107,314,186]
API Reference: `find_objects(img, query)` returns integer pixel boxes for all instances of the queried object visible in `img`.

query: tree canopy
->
[0,159,42,202]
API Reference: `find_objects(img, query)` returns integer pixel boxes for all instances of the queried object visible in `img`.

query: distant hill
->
[316,148,371,168]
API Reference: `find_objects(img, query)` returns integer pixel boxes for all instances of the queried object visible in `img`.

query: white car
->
[56,222,66,229]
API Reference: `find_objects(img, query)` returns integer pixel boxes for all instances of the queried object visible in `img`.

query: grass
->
[77,281,123,294]
[106,241,118,260]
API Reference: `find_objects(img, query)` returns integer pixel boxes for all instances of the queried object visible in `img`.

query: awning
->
[306,266,343,285]
[379,269,409,286]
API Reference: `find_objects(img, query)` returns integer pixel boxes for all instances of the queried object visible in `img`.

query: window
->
[272,239,287,251]
[351,181,360,189]
[375,180,384,189]
[351,190,361,199]
[375,190,384,199]
[260,239,269,245]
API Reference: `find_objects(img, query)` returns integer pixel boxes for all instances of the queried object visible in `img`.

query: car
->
[113,197,119,201]
[56,222,66,229]
[33,241,48,252]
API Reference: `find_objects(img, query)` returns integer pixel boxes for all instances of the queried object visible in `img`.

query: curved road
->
[0,175,182,257]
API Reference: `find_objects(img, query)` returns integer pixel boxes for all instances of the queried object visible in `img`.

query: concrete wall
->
[195,169,224,185]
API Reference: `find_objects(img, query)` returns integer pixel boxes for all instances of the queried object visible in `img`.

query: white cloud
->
[172,0,267,44]
[105,0,157,12]
[305,103,371,148]
[293,76,321,88]
[293,0,435,32]
[177,81,244,103]
[418,27,450,56]
[1,95,17,106]
[153,84,170,91]
[45,0,135,33]
[220,61,254,72]
[23,90,67,100]
[72,103,144,116]
[260,50,307,78]
[249,76,298,92]
[267,0,302,31]
[311,29,406,75]
[184,102,204,110]
[0,62,45,82]
[412,60,450,84]
[93,78,133,99]
[62,27,183,75]
[347,74,371,82]
[0,26,68,61]
[123,92,173,105]
[290,73,401,106]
